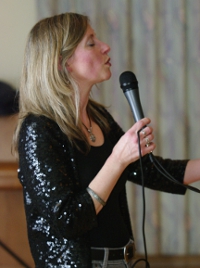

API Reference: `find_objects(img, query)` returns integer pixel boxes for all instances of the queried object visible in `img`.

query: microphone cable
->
[130,129,151,268]
[148,153,200,194]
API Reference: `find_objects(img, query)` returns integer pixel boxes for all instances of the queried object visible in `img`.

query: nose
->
[101,41,110,54]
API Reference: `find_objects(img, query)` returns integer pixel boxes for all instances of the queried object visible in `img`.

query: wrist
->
[109,148,127,171]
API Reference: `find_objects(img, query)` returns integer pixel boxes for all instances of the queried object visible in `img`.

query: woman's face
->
[67,25,111,89]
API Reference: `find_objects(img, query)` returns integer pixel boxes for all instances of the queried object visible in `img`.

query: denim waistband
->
[91,239,136,263]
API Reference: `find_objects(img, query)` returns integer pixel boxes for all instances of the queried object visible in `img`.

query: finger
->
[144,141,156,155]
[134,118,151,133]
[141,130,146,138]
[143,134,154,147]
[140,126,153,141]
[145,141,152,148]
[145,137,150,145]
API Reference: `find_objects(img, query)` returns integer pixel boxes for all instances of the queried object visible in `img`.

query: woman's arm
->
[127,155,189,195]
[18,115,98,239]
[183,159,200,185]
[88,117,155,213]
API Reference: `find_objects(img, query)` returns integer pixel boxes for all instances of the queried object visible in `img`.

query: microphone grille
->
[119,71,138,91]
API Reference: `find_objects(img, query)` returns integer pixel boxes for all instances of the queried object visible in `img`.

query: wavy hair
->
[13,12,110,154]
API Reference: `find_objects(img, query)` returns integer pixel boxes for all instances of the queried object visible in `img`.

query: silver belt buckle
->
[124,240,136,263]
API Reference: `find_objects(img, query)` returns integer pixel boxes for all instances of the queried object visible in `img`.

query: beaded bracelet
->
[86,187,106,207]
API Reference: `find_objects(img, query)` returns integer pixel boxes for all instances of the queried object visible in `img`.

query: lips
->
[105,58,111,66]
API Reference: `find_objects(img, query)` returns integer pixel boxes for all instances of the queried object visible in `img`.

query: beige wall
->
[0,5,37,264]
[0,0,37,162]
[0,0,37,89]
[0,0,38,163]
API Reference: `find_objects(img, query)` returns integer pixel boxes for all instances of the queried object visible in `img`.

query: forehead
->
[83,25,96,39]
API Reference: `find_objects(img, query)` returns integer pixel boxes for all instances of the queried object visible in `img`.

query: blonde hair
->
[13,12,110,154]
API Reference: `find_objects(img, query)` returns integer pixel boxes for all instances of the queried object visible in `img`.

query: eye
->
[88,43,95,47]
[87,37,95,47]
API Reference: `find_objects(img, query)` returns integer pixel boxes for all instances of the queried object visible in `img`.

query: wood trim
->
[135,254,200,267]
[0,162,21,190]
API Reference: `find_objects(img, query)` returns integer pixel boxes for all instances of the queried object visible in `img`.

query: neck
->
[79,85,91,109]
[80,96,90,124]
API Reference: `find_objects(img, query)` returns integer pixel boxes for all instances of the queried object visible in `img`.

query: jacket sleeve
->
[126,155,188,195]
[18,115,97,239]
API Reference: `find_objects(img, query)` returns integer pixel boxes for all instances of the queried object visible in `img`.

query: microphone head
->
[119,71,138,92]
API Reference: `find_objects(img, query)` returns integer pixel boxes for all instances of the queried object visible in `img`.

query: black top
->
[75,135,130,247]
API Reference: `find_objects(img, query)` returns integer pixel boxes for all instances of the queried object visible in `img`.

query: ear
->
[66,57,73,72]
[66,64,72,72]
[58,56,72,72]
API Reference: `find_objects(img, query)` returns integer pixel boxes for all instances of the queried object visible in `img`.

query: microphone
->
[119,71,144,122]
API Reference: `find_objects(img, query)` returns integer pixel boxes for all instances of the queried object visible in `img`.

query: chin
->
[96,70,112,83]
[104,70,112,81]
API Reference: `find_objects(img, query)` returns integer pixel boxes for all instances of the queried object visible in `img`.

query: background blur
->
[0,0,200,267]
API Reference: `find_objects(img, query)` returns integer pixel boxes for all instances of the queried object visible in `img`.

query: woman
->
[13,13,200,268]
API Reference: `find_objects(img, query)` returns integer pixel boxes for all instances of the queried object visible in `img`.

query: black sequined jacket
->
[18,108,188,268]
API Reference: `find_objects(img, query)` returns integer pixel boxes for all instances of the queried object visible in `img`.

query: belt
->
[91,240,136,263]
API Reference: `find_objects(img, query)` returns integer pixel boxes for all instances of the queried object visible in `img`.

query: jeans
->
[92,259,134,268]
[91,242,135,268]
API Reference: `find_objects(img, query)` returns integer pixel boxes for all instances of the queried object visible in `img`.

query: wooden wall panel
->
[0,163,34,268]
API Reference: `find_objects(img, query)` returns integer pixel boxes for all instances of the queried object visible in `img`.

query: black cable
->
[131,129,150,268]
[0,239,31,268]
[149,153,200,194]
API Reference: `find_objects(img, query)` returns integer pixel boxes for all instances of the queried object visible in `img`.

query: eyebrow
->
[87,33,95,39]
[84,29,97,43]
[84,34,95,44]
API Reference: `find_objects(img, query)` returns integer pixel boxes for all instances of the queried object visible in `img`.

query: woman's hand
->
[112,117,156,169]
[88,117,156,214]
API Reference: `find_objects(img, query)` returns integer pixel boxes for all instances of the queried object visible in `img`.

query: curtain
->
[36,0,200,255]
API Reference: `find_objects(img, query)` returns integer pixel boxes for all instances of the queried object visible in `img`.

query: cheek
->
[70,58,95,79]
[69,51,102,78]
[79,57,99,76]
[73,53,93,69]
[81,55,96,67]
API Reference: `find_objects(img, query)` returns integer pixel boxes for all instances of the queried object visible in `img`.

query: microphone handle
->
[124,89,144,122]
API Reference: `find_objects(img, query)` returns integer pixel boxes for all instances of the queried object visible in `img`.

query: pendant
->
[88,128,96,142]
[89,133,96,142]
[82,121,96,142]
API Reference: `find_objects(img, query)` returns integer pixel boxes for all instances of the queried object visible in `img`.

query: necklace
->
[82,116,96,142]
